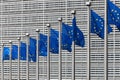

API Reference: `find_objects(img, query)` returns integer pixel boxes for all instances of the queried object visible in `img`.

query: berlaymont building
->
[0,0,120,80]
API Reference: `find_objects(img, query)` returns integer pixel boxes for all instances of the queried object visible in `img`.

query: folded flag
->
[91,10,112,39]
[12,45,18,60]
[29,37,36,62]
[50,28,72,52]
[62,20,85,47]
[39,33,59,56]
[3,46,18,60]
[20,42,27,60]
[108,0,120,30]
[72,16,85,47]
[3,47,10,60]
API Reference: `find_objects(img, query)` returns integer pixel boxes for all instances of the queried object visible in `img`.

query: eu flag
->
[49,32,59,54]
[12,45,18,60]
[62,23,73,46]
[39,41,47,56]
[39,33,58,56]
[50,29,72,52]
[39,34,47,56]
[20,42,26,60]
[62,21,85,47]
[108,0,120,30]
[72,16,85,47]
[3,47,10,60]
[29,37,36,62]
[91,10,112,39]
[3,46,18,60]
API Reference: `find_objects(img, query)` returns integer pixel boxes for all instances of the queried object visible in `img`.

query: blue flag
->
[62,23,73,45]
[29,37,36,62]
[39,41,47,56]
[3,46,18,60]
[12,45,18,60]
[108,0,120,30]
[39,34,47,56]
[3,47,10,60]
[49,31,59,54]
[62,21,85,47]
[72,16,85,47]
[20,42,26,60]
[91,10,112,39]
[39,33,59,56]
[50,29,72,52]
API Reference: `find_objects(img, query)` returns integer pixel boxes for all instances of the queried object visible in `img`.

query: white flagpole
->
[36,29,40,80]
[58,17,62,80]
[86,1,91,80]
[71,10,76,80]
[104,0,108,80]
[9,40,12,80]
[47,24,50,80]
[17,37,21,80]
[1,43,4,80]
[25,33,30,80]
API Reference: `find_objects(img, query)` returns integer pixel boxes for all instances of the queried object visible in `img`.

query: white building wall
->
[0,0,120,80]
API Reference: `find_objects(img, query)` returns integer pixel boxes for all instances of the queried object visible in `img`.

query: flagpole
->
[17,37,21,80]
[86,1,91,80]
[71,10,76,80]
[1,43,4,80]
[36,29,40,80]
[9,40,12,80]
[47,24,50,80]
[25,33,30,80]
[58,17,62,80]
[104,0,108,80]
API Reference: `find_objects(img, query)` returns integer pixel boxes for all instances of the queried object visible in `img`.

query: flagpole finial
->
[17,37,21,40]
[1,43,4,46]
[25,33,30,36]
[36,29,40,32]
[9,40,12,44]
[86,1,91,6]
[71,10,76,15]
[58,17,62,21]
[46,24,50,27]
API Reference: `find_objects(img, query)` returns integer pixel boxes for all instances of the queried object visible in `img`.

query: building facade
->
[0,0,120,80]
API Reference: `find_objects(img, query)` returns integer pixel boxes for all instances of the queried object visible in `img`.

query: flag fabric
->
[62,23,73,46]
[72,16,85,47]
[91,10,112,39]
[12,45,18,60]
[29,37,36,62]
[49,32,59,53]
[3,47,10,60]
[50,28,72,52]
[39,33,59,56]
[39,39,47,56]
[62,20,85,47]
[20,42,26,60]
[3,46,18,60]
[108,0,120,30]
